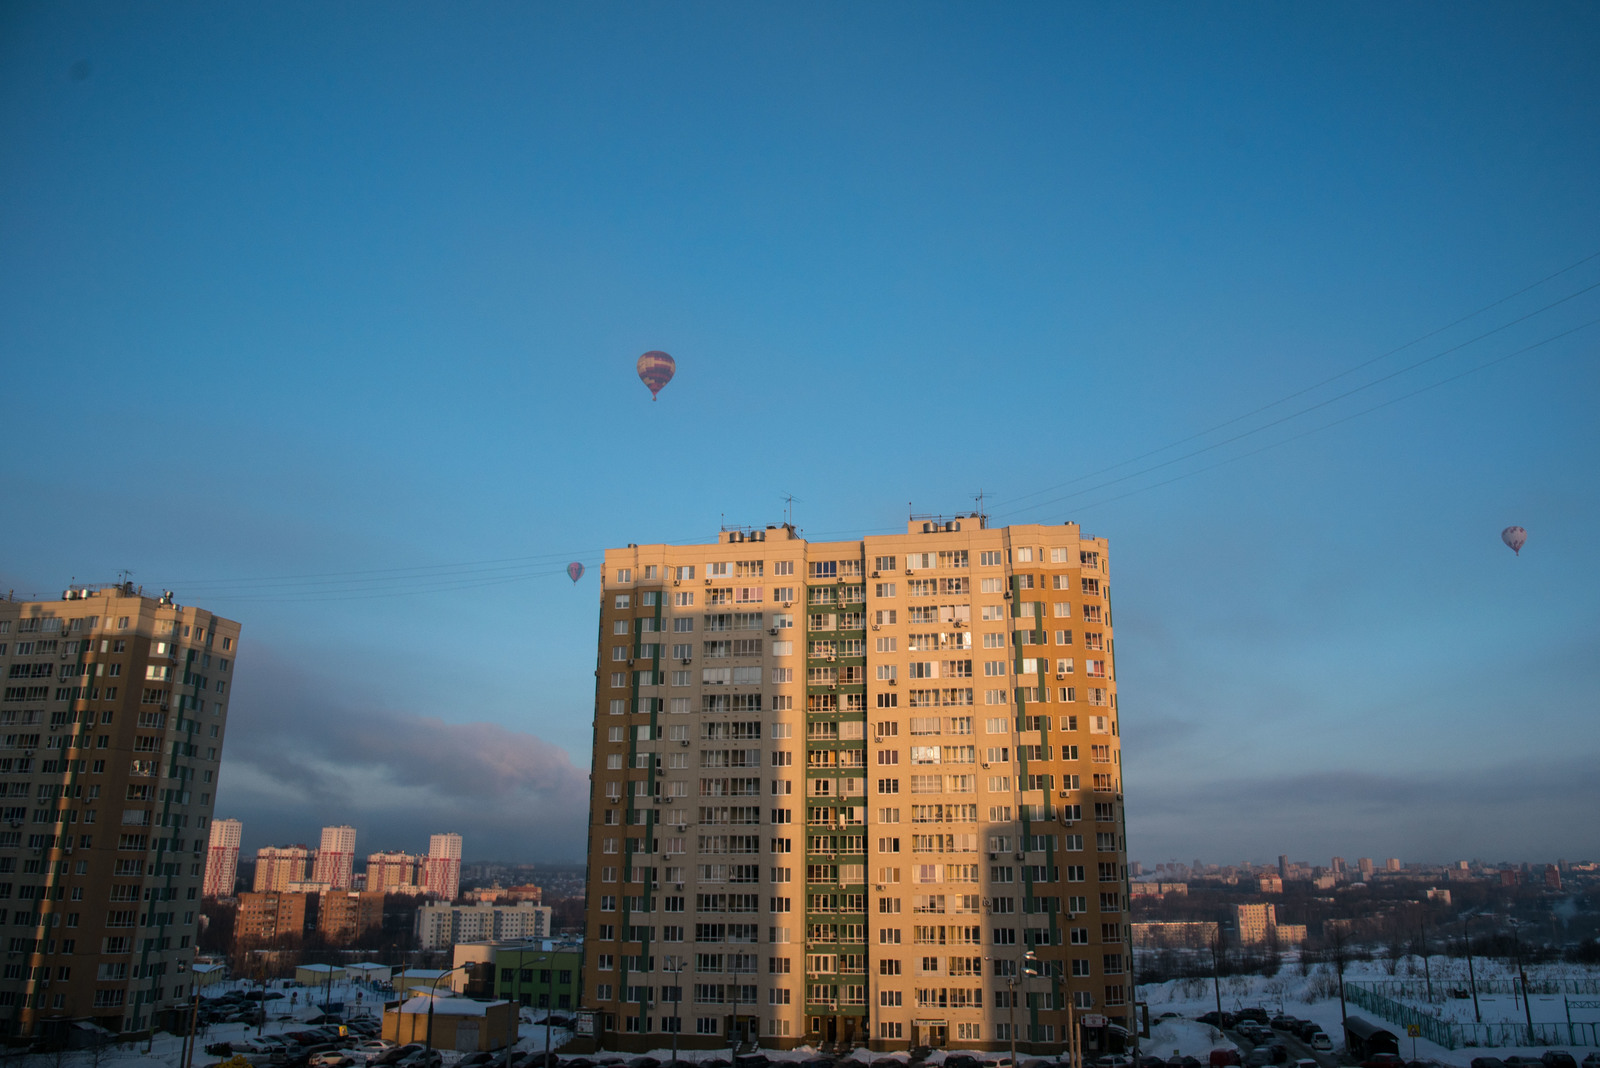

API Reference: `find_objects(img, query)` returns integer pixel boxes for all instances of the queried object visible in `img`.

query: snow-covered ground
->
[1138,954,1600,1067]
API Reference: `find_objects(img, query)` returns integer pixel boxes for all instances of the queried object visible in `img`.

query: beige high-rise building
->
[203,818,244,897]
[313,825,357,890]
[580,518,1128,1054]
[253,844,312,891]
[422,832,463,900]
[366,850,420,893]
[0,584,241,1039]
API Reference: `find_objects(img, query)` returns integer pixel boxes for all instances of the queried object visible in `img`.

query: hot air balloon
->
[1501,526,1526,556]
[637,350,675,401]
[567,562,586,583]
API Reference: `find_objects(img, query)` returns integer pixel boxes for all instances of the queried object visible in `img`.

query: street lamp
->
[1008,952,1042,1068]
[424,965,469,1052]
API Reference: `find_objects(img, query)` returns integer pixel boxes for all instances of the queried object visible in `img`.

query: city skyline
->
[2,3,1597,867]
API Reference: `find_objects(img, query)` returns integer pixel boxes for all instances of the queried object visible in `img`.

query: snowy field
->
[1139,954,1600,1067]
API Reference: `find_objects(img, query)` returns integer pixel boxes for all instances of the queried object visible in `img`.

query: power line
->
[994,283,1600,521]
[1036,315,1600,516]
[994,250,1600,510]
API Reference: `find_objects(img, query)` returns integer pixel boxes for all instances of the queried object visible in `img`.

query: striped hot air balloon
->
[637,350,675,401]
[567,562,586,583]
[1501,526,1526,556]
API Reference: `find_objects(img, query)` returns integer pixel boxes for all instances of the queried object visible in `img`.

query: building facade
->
[0,586,240,1037]
[254,845,312,891]
[318,890,385,943]
[580,519,1129,1053]
[423,832,463,900]
[236,890,311,946]
[314,825,357,890]
[204,818,244,897]
[367,851,420,893]
[415,902,553,951]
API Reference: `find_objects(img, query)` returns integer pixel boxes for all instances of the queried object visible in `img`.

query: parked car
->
[1096,1057,1132,1068]
[1236,1008,1271,1025]
[371,1046,426,1067]
[1309,1033,1332,1052]
[1361,1056,1404,1068]
[395,1052,442,1068]
[1210,1050,1242,1068]
[1540,1054,1578,1068]
[1470,1059,1507,1068]
[309,1055,353,1068]
[1198,1011,1237,1029]
[1244,1049,1273,1068]
[1137,1056,1166,1068]
[949,1057,986,1068]
[1580,1056,1600,1068]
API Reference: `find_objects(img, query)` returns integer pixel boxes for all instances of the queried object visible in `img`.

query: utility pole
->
[1210,934,1223,1021]
[1462,916,1481,1023]
[1419,917,1433,1003]
[1514,928,1535,1044]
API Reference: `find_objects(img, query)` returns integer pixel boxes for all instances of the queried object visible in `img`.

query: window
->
[875,583,896,598]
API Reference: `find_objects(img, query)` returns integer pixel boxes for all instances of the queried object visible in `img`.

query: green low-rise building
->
[455,939,583,1012]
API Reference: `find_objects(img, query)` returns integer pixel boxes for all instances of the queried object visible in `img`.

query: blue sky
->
[2,2,1597,866]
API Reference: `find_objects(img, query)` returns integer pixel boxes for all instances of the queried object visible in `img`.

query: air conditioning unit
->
[681,658,691,665]
[1003,590,1012,598]
[1056,674,1065,680]
[769,628,778,636]
[870,571,879,579]
[704,578,712,585]
[680,739,690,747]
[676,884,685,892]
[989,852,998,861]
[888,679,897,686]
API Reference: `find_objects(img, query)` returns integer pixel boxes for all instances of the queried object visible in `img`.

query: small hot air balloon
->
[637,350,675,401]
[567,562,586,583]
[1501,526,1527,556]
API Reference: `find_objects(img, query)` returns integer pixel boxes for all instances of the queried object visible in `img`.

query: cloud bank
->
[213,644,591,862]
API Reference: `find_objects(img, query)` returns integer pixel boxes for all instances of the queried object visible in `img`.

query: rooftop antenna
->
[117,569,134,584]
[781,493,803,526]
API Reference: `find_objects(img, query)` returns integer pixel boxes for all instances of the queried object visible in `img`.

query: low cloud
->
[1126,750,1600,866]
[214,645,590,862]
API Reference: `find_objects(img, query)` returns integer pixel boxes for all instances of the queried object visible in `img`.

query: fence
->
[1344,982,1600,1049]
[1352,977,1600,1000]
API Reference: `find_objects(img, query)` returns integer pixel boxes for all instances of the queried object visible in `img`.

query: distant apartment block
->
[423,832,463,900]
[415,902,552,950]
[205,818,244,897]
[1132,921,1220,949]
[465,883,543,904]
[367,851,421,893]
[237,890,311,945]
[319,890,386,942]
[0,586,241,1038]
[1231,903,1305,946]
[314,825,357,890]
[254,845,312,891]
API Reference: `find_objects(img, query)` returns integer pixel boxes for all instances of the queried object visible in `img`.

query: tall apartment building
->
[254,845,312,891]
[367,851,420,893]
[236,890,311,946]
[318,890,385,943]
[423,832,463,900]
[580,519,1128,1054]
[0,585,240,1039]
[313,825,357,890]
[203,818,244,897]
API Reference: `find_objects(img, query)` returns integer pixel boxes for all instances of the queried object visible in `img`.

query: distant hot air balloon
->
[637,350,676,401]
[567,562,586,583]
[1501,526,1527,556]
